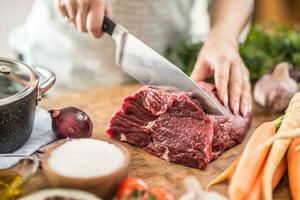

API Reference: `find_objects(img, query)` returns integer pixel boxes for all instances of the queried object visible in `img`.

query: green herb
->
[133,189,143,200]
[166,24,300,82]
[166,39,202,76]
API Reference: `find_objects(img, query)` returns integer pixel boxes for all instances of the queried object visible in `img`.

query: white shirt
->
[9,0,252,93]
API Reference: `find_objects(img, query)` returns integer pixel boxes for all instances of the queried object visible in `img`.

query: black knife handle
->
[102,16,116,36]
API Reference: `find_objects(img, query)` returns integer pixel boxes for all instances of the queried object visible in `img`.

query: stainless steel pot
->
[0,58,55,153]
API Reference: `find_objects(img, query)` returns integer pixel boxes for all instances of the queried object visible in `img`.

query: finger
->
[105,2,113,17]
[240,66,252,116]
[76,0,90,32]
[65,0,77,19]
[214,59,230,106]
[229,61,243,115]
[87,0,104,38]
[240,77,252,117]
[55,0,62,12]
[191,58,213,82]
[57,1,69,18]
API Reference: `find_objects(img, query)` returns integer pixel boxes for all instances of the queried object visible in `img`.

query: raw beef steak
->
[107,83,251,169]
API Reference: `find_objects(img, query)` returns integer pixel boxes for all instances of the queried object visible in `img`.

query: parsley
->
[166,24,300,82]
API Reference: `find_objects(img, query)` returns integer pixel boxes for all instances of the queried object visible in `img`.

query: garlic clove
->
[179,176,226,200]
[254,62,298,113]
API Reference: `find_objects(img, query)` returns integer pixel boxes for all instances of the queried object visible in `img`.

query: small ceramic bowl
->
[42,139,131,200]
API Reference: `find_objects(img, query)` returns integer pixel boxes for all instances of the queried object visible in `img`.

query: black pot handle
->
[34,66,56,100]
[102,16,116,36]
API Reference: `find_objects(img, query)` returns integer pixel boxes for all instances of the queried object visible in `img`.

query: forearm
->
[208,0,252,44]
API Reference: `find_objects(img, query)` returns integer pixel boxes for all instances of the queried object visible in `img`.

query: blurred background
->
[0,0,209,58]
[3,0,300,58]
[255,0,300,24]
[1,0,300,100]
[0,1,34,58]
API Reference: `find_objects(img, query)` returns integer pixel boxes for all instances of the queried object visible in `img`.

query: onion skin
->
[49,107,93,139]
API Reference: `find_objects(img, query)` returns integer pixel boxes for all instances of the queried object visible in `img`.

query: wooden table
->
[18,84,290,199]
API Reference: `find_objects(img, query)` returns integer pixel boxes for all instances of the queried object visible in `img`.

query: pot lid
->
[0,58,39,105]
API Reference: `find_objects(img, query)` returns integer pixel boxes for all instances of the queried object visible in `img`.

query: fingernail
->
[234,102,239,115]
[248,104,253,114]
[243,106,249,117]
[78,20,82,31]
[223,95,228,107]
[70,13,75,19]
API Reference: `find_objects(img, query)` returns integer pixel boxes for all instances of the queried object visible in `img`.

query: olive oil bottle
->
[0,170,23,200]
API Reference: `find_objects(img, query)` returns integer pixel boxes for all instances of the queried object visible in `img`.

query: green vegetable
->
[166,39,202,76]
[166,24,300,82]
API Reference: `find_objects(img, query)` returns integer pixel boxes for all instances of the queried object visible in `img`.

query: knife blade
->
[103,17,223,115]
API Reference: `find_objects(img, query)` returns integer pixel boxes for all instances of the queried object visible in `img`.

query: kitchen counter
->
[17,83,290,199]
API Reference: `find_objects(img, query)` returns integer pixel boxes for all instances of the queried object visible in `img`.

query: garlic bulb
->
[254,62,298,113]
[179,176,227,200]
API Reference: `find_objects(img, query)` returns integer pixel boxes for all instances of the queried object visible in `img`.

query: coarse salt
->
[48,139,125,178]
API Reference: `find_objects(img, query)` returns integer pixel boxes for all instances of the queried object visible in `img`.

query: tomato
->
[117,177,148,200]
[147,188,175,200]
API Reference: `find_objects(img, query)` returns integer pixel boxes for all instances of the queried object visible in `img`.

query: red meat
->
[107,83,251,169]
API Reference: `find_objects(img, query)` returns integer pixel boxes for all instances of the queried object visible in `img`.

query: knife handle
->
[102,16,116,36]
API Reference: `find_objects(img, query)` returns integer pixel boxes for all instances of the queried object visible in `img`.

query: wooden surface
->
[18,84,290,199]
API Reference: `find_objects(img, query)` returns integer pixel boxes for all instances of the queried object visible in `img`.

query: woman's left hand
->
[191,33,252,117]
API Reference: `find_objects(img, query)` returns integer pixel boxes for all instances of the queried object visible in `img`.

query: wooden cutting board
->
[20,84,290,199]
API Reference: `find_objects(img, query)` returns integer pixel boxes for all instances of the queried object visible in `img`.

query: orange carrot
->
[259,127,300,149]
[247,157,286,200]
[263,92,300,200]
[287,137,300,200]
[206,156,240,190]
[228,118,282,200]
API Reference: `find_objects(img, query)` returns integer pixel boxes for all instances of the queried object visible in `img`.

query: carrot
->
[252,128,300,155]
[262,127,300,146]
[263,92,300,200]
[206,156,240,190]
[247,157,286,200]
[228,117,282,200]
[272,128,300,140]
[287,137,300,200]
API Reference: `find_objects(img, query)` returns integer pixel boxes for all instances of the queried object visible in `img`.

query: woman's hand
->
[56,0,112,38]
[191,33,252,116]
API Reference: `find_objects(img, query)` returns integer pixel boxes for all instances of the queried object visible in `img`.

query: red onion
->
[49,107,93,139]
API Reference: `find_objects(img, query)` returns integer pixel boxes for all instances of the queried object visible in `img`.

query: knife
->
[102,16,223,115]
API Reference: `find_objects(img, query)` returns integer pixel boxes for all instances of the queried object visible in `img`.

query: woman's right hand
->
[56,0,112,38]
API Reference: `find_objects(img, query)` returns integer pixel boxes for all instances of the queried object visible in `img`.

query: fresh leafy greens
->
[166,24,300,82]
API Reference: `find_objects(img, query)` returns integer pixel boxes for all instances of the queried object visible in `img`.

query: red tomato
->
[117,177,148,200]
[147,188,175,200]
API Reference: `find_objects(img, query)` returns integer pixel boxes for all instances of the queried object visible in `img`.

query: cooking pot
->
[0,58,55,153]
